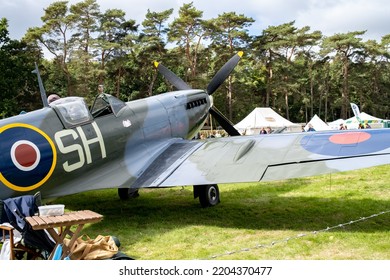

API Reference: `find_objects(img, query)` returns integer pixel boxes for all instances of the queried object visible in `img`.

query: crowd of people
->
[300,121,372,132]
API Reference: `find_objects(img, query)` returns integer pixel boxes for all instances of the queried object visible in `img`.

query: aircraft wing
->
[134,129,390,188]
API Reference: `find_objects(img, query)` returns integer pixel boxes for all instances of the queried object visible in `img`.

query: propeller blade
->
[209,106,241,136]
[154,61,191,90]
[206,51,243,96]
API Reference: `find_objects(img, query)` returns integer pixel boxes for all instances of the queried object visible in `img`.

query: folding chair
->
[0,192,55,260]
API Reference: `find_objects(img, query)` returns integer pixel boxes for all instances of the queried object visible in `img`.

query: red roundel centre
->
[329,132,371,145]
[15,143,37,168]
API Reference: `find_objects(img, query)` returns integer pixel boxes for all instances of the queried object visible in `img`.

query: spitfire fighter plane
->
[1,52,390,207]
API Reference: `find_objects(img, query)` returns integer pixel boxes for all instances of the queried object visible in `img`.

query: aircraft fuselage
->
[0,89,210,200]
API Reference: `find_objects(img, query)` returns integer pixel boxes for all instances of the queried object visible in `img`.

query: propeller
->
[209,106,241,136]
[206,51,243,96]
[153,62,191,90]
[154,52,243,136]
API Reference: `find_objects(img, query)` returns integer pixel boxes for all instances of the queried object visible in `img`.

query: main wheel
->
[118,188,139,200]
[195,184,220,208]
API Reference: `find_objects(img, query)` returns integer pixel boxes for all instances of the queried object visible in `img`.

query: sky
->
[1,0,390,42]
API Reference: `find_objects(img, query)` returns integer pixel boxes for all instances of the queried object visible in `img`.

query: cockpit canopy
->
[50,94,127,128]
[90,93,126,118]
[51,97,92,128]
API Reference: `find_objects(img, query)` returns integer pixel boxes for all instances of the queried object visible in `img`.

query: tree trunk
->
[309,64,314,118]
[341,58,349,119]
[148,70,158,97]
[227,75,233,120]
[284,89,290,120]
[115,67,123,98]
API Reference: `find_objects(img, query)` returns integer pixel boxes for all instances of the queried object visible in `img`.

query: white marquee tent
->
[234,107,301,135]
[327,118,345,130]
[344,112,383,129]
[328,112,384,130]
[304,114,332,131]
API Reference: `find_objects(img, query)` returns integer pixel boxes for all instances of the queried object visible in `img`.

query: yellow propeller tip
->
[237,51,244,58]
[153,61,159,68]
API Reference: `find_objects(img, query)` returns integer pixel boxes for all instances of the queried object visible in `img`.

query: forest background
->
[0,0,389,125]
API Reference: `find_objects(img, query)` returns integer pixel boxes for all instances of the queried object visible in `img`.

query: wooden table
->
[25,210,103,260]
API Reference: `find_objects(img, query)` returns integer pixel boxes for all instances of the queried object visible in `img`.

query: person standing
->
[259,127,267,134]
[307,123,316,131]
[98,84,104,94]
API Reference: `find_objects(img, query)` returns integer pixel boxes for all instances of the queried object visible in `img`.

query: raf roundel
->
[0,123,57,191]
[300,130,390,156]
[11,140,41,171]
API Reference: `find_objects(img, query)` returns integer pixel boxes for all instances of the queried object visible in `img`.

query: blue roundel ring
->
[0,123,57,191]
[300,130,390,156]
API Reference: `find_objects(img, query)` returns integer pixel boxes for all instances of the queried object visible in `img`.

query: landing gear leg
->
[118,188,139,200]
[193,184,220,208]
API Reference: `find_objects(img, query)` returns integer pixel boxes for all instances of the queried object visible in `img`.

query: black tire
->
[118,188,139,200]
[198,184,220,208]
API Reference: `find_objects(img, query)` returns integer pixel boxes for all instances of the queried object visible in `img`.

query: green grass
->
[53,164,390,260]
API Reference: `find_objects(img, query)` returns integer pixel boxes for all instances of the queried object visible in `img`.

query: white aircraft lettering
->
[54,122,106,172]
[76,122,107,164]
[55,129,84,172]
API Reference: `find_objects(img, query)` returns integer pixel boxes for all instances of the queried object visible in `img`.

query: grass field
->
[54,164,390,260]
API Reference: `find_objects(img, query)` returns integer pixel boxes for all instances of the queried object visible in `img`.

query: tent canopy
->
[304,114,331,131]
[327,119,344,130]
[234,107,300,134]
[328,112,384,129]
[345,112,382,123]
[345,112,383,129]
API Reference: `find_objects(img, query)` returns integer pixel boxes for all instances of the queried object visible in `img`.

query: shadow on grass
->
[54,179,390,246]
